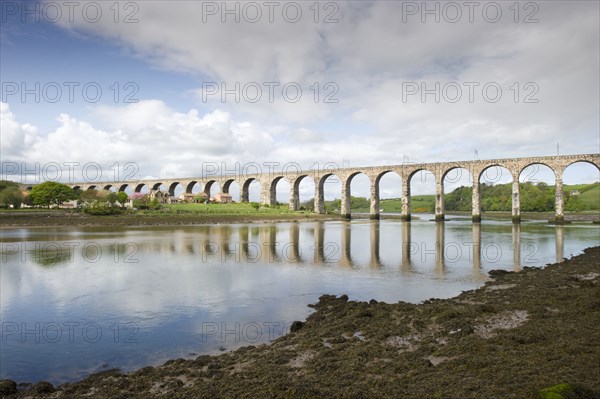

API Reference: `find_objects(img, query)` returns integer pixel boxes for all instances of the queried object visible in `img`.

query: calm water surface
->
[1,217,599,384]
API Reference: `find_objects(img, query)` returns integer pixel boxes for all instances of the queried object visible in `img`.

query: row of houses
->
[147,190,233,204]
[14,189,233,209]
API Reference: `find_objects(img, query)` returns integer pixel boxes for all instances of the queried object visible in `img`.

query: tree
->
[117,191,128,207]
[29,182,76,208]
[0,187,23,208]
[107,192,118,206]
[79,189,100,203]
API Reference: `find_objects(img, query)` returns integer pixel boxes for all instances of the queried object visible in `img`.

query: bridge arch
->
[241,178,260,203]
[442,166,473,216]
[204,180,220,199]
[367,170,402,220]
[269,176,289,206]
[559,160,600,218]
[168,182,182,196]
[407,168,437,219]
[222,179,240,202]
[290,175,316,211]
[340,171,370,218]
[150,182,164,191]
[315,173,342,214]
[185,181,201,194]
[476,165,514,221]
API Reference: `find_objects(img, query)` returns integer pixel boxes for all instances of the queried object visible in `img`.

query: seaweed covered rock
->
[0,380,17,395]
[32,381,55,394]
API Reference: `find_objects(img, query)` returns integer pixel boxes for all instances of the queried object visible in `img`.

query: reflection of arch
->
[370,221,381,268]
[312,221,325,263]
[435,222,445,275]
[286,223,302,263]
[512,223,521,271]
[401,221,412,269]
[339,221,353,267]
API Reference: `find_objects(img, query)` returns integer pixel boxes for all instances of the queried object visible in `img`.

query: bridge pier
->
[289,184,299,211]
[341,180,351,219]
[472,181,481,222]
[435,178,444,221]
[315,179,325,214]
[554,176,565,223]
[369,182,380,220]
[400,180,411,221]
[512,180,521,223]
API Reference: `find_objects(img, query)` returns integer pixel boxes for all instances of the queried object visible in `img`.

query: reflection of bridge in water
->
[102,221,565,275]
[60,153,599,222]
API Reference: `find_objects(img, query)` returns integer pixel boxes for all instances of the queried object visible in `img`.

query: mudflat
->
[0,211,341,228]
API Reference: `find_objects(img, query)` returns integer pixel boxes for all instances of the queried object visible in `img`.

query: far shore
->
[1,209,598,228]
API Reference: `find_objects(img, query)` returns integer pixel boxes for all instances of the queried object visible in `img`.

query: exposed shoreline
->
[0,211,343,229]
[2,246,599,398]
[1,210,598,229]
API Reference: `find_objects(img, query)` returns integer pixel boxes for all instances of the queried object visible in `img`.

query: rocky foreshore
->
[2,247,599,398]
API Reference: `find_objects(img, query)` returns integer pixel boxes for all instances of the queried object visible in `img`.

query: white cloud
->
[47,0,598,146]
[3,1,598,191]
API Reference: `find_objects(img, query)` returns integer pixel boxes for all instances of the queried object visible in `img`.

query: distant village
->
[17,188,233,209]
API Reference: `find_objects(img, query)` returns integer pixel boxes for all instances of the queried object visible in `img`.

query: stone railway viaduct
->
[65,154,599,223]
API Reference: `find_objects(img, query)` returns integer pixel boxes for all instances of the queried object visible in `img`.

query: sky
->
[1,0,599,200]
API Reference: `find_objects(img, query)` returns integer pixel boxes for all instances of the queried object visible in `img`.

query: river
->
[1,216,599,384]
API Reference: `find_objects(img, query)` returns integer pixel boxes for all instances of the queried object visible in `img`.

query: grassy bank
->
[0,203,345,228]
[3,246,599,398]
